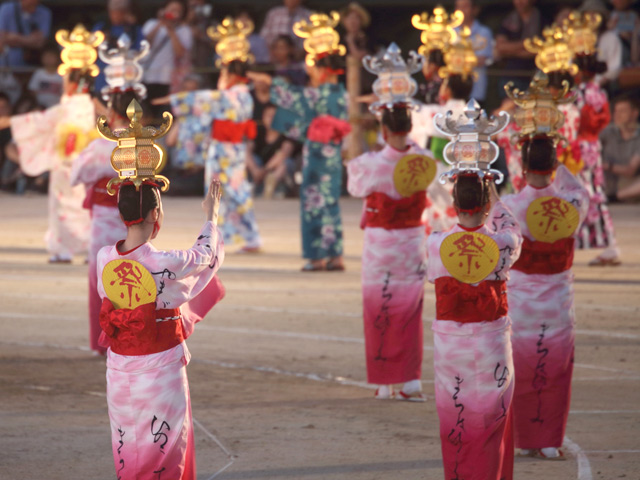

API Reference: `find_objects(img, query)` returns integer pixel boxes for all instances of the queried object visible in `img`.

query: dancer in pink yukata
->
[427,100,521,480]
[71,33,150,355]
[96,100,225,479]
[503,74,589,460]
[347,43,444,401]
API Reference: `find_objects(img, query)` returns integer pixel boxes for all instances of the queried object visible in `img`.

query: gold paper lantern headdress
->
[411,7,464,58]
[207,17,254,67]
[505,71,576,145]
[439,25,478,80]
[293,11,346,67]
[524,25,578,75]
[98,100,172,194]
[563,11,602,57]
[56,24,105,77]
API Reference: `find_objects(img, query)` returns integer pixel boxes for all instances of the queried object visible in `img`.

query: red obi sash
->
[435,277,508,323]
[578,102,610,142]
[99,298,184,356]
[307,114,352,144]
[211,119,257,143]
[512,236,575,275]
[83,177,118,210]
[365,191,426,230]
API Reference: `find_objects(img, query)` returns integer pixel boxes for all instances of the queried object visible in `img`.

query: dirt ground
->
[0,193,639,480]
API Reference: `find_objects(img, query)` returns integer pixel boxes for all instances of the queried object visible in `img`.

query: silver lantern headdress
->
[363,42,423,113]
[434,99,509,184]
[99,33,150,101]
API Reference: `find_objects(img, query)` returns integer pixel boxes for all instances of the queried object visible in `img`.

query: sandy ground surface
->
[0,193,639,480]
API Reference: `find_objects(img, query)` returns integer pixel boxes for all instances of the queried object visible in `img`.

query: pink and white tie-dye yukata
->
[347,143,450,387]
[427,201,522,480]
[10,94,95,259]
[97,221,225,480]
[502,166,589,451]
[71,138,127,354]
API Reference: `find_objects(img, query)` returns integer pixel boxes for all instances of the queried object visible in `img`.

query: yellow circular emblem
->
[393,154,437,198]
[526,196,579,243]
[102,259,157,310]
[440,232,500,284]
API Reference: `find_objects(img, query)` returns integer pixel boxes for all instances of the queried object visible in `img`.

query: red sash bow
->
[364,191,426,230]
[307,115,352,144]
[512,236,575,275]
[435,277,508,323]
[211,119,257,143]
[99,299,184,356]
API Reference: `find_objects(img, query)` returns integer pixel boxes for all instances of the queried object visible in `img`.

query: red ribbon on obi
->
[307,115,352,144]
[512,236,575,275]
[83,177,118,210]
[435,277,508,323]
[211,119,257,143]
[365,191,426,230]
[99,298,184,356]
[578,102,610,142]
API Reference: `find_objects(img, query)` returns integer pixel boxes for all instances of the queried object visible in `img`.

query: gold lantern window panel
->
[293,11,346,67]
[97,100,173,194]
[439,25,478,81]
[411,6,464,58]
[56,24,105,77]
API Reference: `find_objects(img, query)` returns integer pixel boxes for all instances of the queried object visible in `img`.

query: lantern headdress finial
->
[434,99,509,184]
[98,99,172,194]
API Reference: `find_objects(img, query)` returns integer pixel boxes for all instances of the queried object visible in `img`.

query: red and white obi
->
[502,165,589,450]
[427,201,522,480]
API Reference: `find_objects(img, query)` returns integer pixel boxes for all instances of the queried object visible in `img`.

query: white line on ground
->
[574,329,640,340]
[584,450,640,453]
[564,437,593,480]
[570,410,640,414]
[574,363,639,375]
[192,418,236,480]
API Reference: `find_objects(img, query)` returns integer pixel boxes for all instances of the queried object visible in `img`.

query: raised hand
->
[202,179,222,223]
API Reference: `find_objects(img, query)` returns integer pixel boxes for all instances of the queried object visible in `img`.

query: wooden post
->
[345,54,363,160]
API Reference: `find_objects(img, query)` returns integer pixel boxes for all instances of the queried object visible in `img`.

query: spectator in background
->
[270,34,306,86]
[93,0,144,94]
[340,2,373,62]
[260,0,311,59]
[0,0,51,68]
[186,0,215,76]
[142,0,193,117]
[27,43,62,108]
[236,7,269,64]
[495,0,546,97]
[578,0,624,92]
[455,0,493,103]
[601,94,640,199]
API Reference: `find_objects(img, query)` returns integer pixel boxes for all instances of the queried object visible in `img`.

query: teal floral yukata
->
[170,84,261,248]
[270,77,349,260]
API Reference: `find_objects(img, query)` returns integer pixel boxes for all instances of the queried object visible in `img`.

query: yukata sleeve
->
[70,139,113,187]
[346,153,375,198]
[426,232,449,284]
[487,200,522,273]
[425,166,457,236]
[10,103,61,176]
[555,165,590,225]
[270,77,308,117]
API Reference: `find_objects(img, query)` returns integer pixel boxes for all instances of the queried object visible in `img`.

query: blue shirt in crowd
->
[0,1,51,66]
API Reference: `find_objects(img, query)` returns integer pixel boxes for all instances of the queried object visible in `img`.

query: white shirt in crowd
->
[142,19,193,85]
[28,68,63,108]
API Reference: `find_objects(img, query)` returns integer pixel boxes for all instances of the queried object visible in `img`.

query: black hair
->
[453,174,490,212]
[547,70,575,90]
[118,184,160,224]
[315,53,344,71]
[445,74,473,100]
[0,92,11,105]
[612,92,640,111]
[381,106,412,134]
[163,0,187,21]
[41,41,60,57]
[227,59,249,77]
[68,69,95,92]
[521,136,557,173]
[272,33,295,49]
[574,54,607,77]
[428,49,445,68]
[110,90,139,119]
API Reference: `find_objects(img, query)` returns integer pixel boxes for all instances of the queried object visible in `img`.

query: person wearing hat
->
[426,101,521,480]
[502,73,589,460]
[95,105,225,476]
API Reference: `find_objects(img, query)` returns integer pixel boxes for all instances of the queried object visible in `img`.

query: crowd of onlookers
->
[0,0,638,201]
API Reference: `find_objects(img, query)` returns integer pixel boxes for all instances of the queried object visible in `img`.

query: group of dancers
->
[2,6,615,479]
